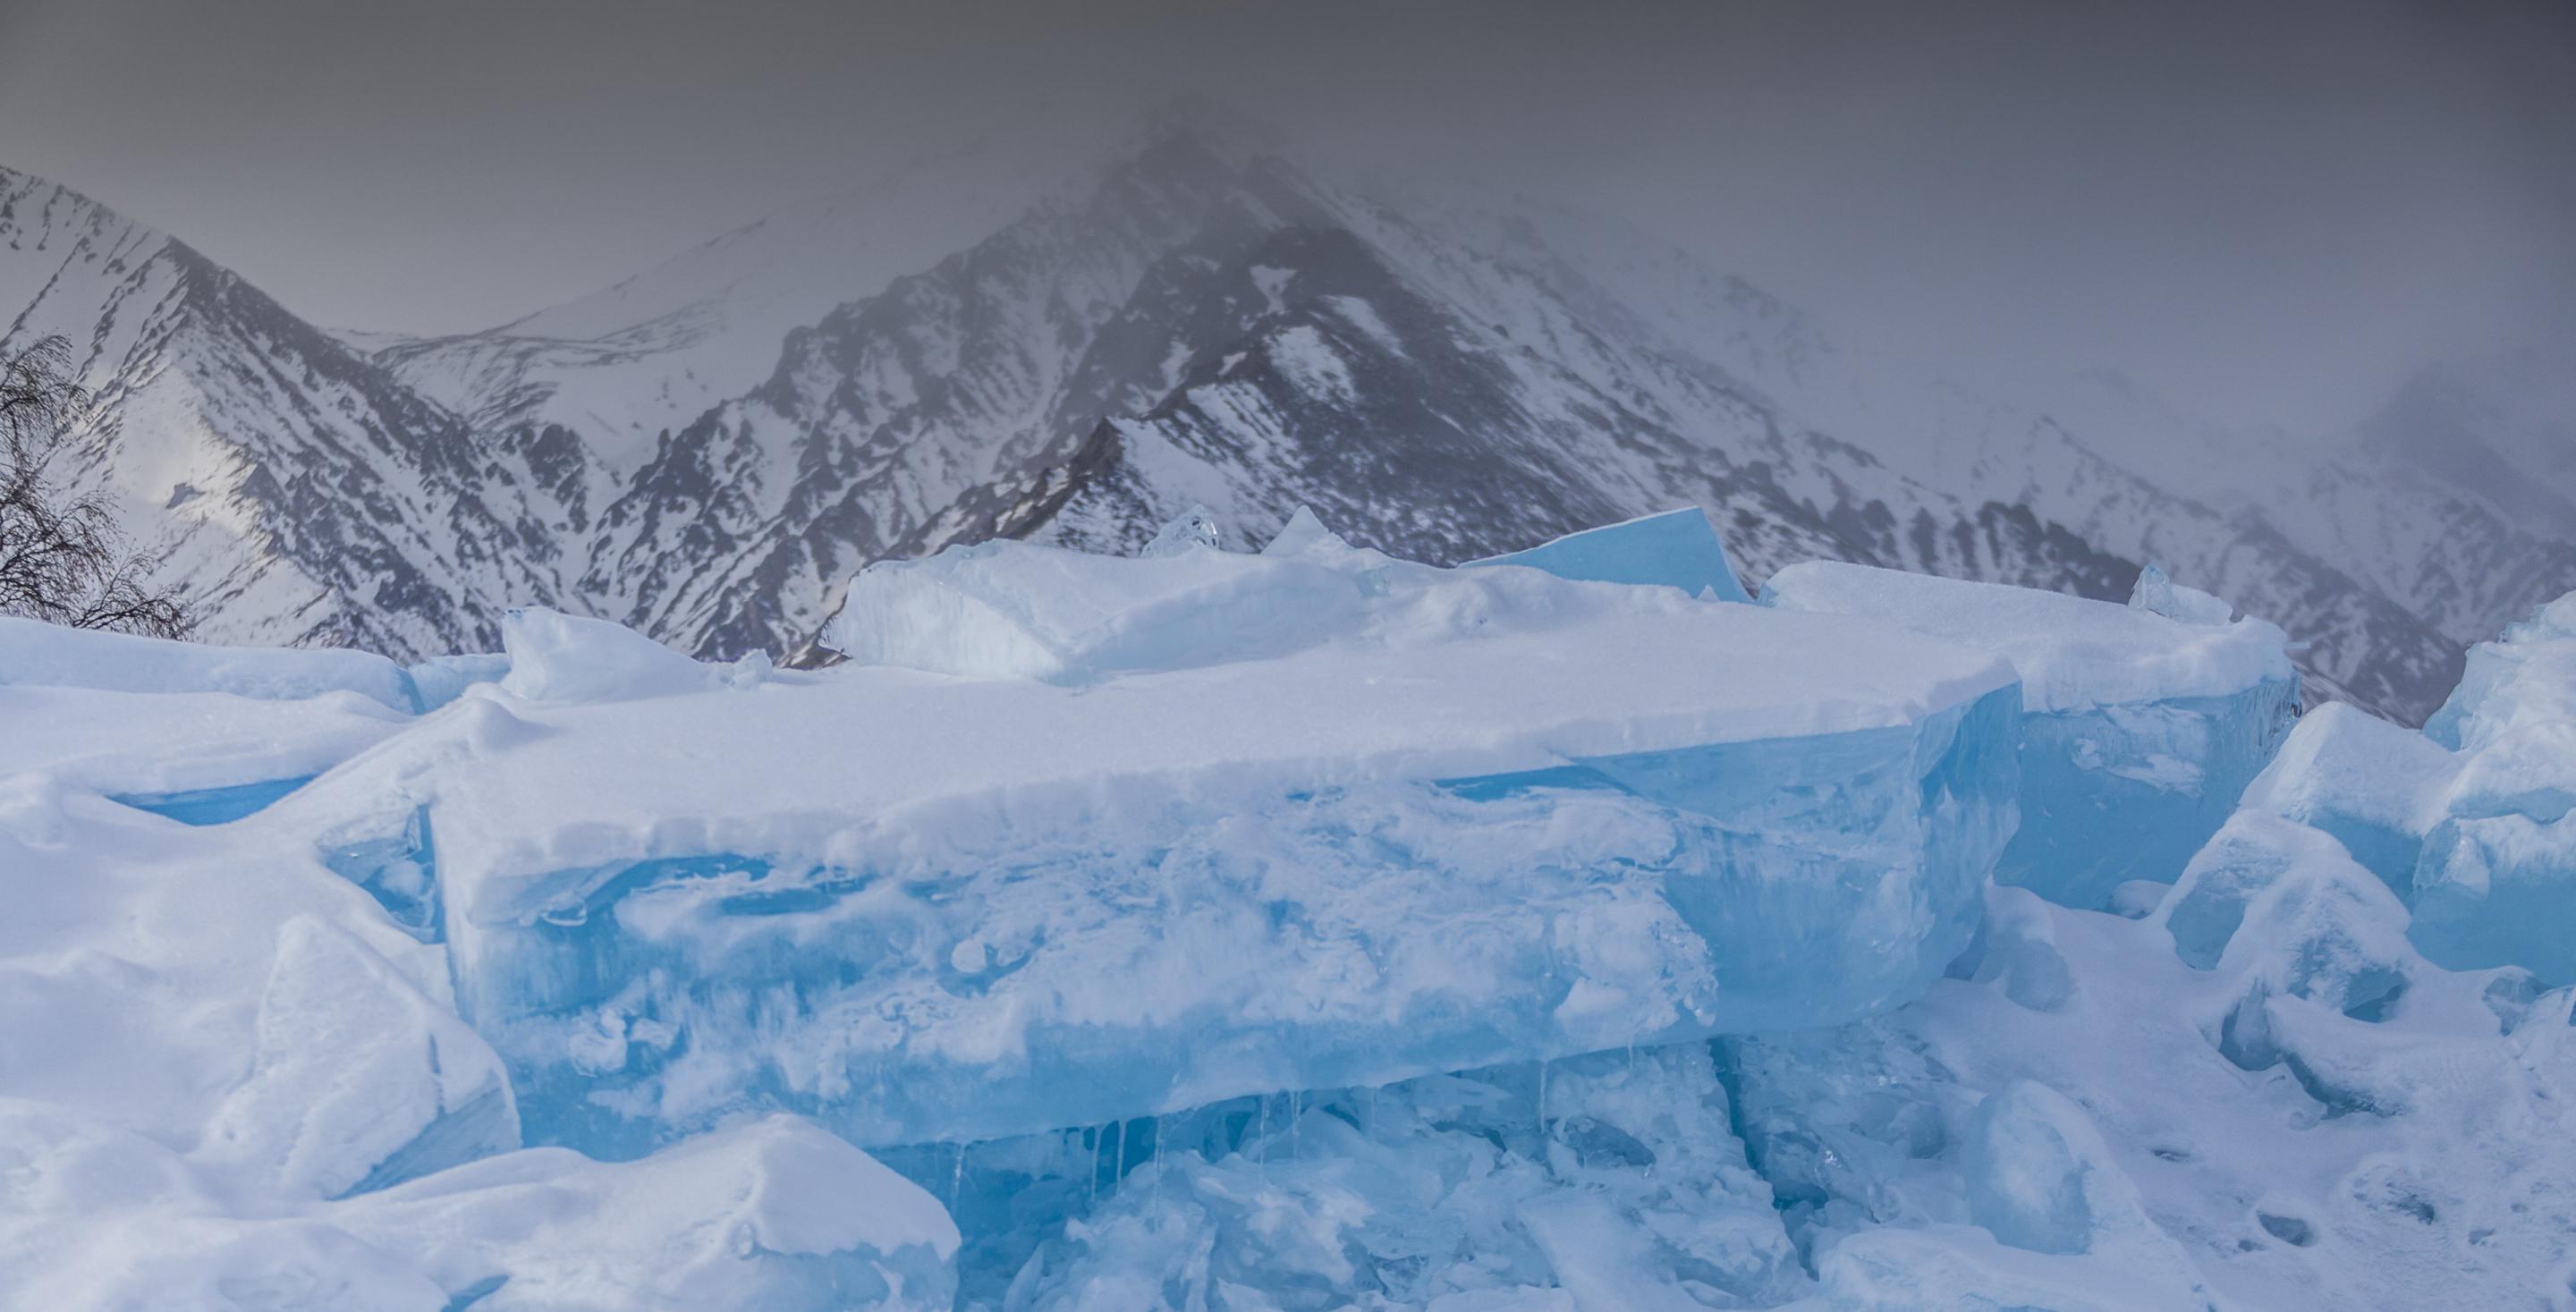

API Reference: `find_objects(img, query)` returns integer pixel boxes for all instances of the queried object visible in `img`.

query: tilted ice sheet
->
[1463,505,1756,604]
[1761,561,2293,715]
[1763,561,2300,910]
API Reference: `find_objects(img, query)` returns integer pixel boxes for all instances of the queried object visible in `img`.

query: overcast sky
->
[2,0,2569,434]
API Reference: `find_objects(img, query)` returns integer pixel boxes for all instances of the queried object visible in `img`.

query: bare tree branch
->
[0,336,194,639]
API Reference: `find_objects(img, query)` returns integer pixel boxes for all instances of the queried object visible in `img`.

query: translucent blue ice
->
[110,775,317,825]
[449,686,2018,1160]
[1465,506,1755,603]
[2003,680,2301,910]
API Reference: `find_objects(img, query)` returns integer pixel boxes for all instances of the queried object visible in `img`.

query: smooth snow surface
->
[8,521,2575,1310]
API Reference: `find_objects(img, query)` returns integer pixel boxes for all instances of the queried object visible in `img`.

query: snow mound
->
[498,606,765,703]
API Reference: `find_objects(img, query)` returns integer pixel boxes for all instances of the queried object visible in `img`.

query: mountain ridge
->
[4,121,2567,724]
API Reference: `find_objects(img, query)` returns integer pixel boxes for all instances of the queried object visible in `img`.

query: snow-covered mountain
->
[5,114,2567,722]
[0,167,554,656]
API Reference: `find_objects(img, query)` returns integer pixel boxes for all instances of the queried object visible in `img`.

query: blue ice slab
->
[1464,507,1755,603]
[447,686,2017,1160]
[110,775,318,825]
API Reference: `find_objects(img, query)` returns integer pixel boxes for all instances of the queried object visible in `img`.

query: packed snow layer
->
[1464,505,1756,605]
[1765,563,2300,910]
[357,546,2020,1151]
[0,615,420,712]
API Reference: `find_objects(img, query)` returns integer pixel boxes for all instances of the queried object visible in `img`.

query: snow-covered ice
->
[346,520,2022,1153]
[11,510,2576,1309]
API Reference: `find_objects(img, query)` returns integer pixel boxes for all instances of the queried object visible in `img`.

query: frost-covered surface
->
[1765,562,2301,910]
[10,519,2576,1308]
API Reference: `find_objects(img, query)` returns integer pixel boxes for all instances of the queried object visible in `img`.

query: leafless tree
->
[0,336,191,637]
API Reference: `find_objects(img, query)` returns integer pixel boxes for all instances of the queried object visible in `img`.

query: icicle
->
[1086,1126,1103,1208]
[1536,1059,1550,1139]
[948,1140,968,1216]
[1256,1094,1271,1166]
[1289,1091,1301,1162]
[1109,1118,1127,1194]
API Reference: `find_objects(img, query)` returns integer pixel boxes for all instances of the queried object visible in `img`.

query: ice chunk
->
[2403,593,2576,980]
[1465,506,1755,604]
[318,554,2019,1154]
[2423,592,2576,751]
[2238,701,2459,898]
[455,690,2014,1155]
[1764,561,2299,909]
[1965,1081,2148,1255]
[497,606,756,703]
[2126,562,2234,625]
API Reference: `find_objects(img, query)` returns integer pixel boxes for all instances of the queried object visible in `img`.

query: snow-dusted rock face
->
[10,109,2568,724]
